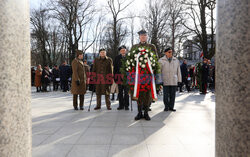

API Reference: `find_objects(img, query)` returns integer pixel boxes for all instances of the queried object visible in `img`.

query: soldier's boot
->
[135,105,143,120]
[144,106,151,121]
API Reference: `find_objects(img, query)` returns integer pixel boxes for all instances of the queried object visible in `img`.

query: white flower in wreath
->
[127,60,130,65]
[150,57,153,61]
[150,52,154,56]
[146,49,149,52]
[139,57,143,61]
[141,51,145,55]
[138,47,142,51]
[133,50,135,53]
[134,54,137,58]
[141,64,146,68]
[139,62,142,66]
[132,63,135,66]
[144,54,148,58]
[144,59,148,63]
[152,63,155,67]
[128,66,131,70]
[130,59,133,62]
[126,68,129,71]
[128,53,131,56]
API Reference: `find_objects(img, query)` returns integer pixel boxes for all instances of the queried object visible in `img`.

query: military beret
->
[138,29,147,35]
[118,45,127,51]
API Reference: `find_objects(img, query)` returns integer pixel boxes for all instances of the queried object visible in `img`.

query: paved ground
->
[32,88,215,157]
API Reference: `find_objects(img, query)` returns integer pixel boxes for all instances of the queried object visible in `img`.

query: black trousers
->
[53,81,59,91]
[163,86,177,109]
[61,80,68,91]
[118,84,129,108]
[180,78,190,92]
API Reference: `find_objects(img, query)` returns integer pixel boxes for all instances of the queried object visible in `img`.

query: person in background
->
[180,60,190,92]
[60,60,71,92]
[71,50,88,110]
[35,64,42,92]
[52,65,60,91]
[31,67,36,86]
[201,58,209,94]
[159,47,182,112]
[41,65,51,92]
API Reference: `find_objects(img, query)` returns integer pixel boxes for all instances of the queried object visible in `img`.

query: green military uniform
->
[93,56,113,110]
[130,41,158,121]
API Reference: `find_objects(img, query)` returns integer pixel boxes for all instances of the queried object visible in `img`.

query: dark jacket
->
[59,64,71,81]
[41,69,51,84]
[114,54,126,83]
[52,68,60,82]
[180,63,188,80]
[202,63,209,83]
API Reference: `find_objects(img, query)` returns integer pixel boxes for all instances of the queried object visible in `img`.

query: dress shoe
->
[164,108,169,112]
[117,107,124,110]
[169,108,176,112]
[134,112,144,120]
[80,107,84,110]
[148,108,152,111]
[144,112,151,121]
[94,107,101,110]
[107,107,112,110]
[74,107,78,110]
[125,107,129,110]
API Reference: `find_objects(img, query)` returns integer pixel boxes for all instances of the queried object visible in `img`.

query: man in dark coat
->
[180,60,190,92]
[93,49,113,110]
[114,45,129,110]
[201,58,209,94]
[59,61,71,92]
[52,65,60,91]
[41,65,51,92]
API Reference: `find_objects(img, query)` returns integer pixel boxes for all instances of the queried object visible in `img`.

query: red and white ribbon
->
[133,52,157,101]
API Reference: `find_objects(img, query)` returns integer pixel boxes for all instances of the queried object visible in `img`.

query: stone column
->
[0,0,31,157]
[216,0,250,156]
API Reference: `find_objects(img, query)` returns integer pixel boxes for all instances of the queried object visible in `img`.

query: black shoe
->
[135,112,144,120]
[111,98,115,101]
[148,108,152,111]
[94,107,101,110]
[117,107,124,110]
[125,107,129,110]
[74,107,78,110]
[107,107,112,110]
[164,108,169,112]
[169,108,176,112]
[144,112,151,121]
[80,107,84,110]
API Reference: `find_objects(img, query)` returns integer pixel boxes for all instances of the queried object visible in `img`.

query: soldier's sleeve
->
[72,60,80,81]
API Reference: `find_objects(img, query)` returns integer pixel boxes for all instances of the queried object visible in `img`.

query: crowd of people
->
[31,29,215,121]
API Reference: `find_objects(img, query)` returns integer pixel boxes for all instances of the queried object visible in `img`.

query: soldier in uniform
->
[71,50,87,110]
[131,30,158,121]
[93,49,113,110]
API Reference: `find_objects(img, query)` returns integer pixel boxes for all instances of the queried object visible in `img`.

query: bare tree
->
[105,0,134,59]
[30,7,66,66]
[182,0,216,59]
[50,0,96,63]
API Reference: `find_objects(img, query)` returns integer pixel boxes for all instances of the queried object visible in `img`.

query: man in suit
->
[114,45,129,110]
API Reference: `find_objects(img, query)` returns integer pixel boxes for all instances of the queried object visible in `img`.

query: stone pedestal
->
[216,0,250,156]
[0,1,31,156]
